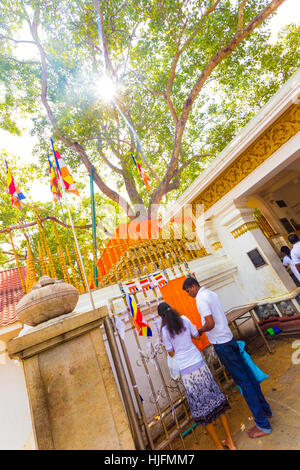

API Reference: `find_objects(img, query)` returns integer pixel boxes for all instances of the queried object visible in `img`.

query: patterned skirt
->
[181,361,230,426]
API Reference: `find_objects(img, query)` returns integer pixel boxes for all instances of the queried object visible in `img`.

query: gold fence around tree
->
[6,220,208,294]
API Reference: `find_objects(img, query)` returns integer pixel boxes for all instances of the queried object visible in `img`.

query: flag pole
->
[50,139,95,310]
[90,167,98,287]
[48,154,85,285]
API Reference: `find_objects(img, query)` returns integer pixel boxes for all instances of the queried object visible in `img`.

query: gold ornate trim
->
[253,208,277,238]
[212,241,222,250]
[231,221,259,239]
[192,103,300,212]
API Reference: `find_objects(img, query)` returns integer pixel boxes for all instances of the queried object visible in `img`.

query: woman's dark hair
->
[281,246,291,259]
[157,302,185,338]
[288,234,299,245]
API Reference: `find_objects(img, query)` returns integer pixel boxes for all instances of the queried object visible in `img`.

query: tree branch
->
[178,153,209,174]
[97,147,124,175]
[237,0,248,31]
[179,0,222,54]
[1,250,25,259]
[96,133,124,175]
[182,0,286,123]
[93,0,118,80]
[72,142,136,219]
[0,34,35,45]
[27,8,137,220]
[92,1,161,185]
[151,0,286,208]
[99,124,123,162]
[3,55,40,66]
[130,69,163,97]
[1,214,110,235]
[120,130,148,217]
[164,0,222,124]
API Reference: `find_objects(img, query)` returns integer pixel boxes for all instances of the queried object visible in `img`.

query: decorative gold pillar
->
[253,208,276,239]
[116,235,135,280]
[38,241,48,277]
[89,242,104,287]
[35,213,57,278]
[65,246,81,292]
[72,239,87,292]
[25,242,37,293]
[7,227,26,293]
[159,233,176,275]
[52,221,71,284]
[81,246,95,289]
[97,239,114,285]
[149,236,169,274]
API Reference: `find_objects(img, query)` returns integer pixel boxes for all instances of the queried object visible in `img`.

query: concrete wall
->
[0,341,35,450]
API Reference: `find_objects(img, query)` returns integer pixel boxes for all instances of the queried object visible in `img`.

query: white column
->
[203,218,225,256]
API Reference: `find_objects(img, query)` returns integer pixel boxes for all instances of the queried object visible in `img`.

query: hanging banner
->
[123,280,139,294]
[138,275,153,292]
[121,271,168,293]
[152,271,168,288]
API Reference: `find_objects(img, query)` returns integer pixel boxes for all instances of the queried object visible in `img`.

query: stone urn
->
[16,276,79,326]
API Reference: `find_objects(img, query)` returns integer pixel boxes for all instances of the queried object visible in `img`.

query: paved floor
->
[174,338,300,450]
[232,363,300,450]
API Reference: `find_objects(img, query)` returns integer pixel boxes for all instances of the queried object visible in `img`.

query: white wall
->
[0,342,35,450]
[263,180,300,230]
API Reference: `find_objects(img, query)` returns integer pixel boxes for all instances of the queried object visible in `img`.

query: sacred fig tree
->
[0,0,296,222]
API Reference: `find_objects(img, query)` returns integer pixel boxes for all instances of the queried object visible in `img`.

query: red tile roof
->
[0,266,26,328]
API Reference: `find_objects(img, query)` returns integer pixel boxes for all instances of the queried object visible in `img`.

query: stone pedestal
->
[7,307,135,450]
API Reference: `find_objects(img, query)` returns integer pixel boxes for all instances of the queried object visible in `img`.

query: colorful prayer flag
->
[126,293,152,337]
[131,154,152,191]
[5,160,25,210]
[51,138,79,196]
[152,271,168,288]
[48,155,62,204]
[138,276,153,292]
[124,280,139,294]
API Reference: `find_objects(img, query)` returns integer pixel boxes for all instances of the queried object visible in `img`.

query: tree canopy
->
[0,0,299,225]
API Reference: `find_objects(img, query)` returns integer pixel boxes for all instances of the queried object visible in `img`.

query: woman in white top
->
[158,302,236,450]
[281,246,300,284]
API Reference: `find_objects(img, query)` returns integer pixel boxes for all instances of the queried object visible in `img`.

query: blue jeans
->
[214,338,272,433]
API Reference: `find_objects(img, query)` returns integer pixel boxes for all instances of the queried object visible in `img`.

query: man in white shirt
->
[183,277,273,439]
[288,234,300,273]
